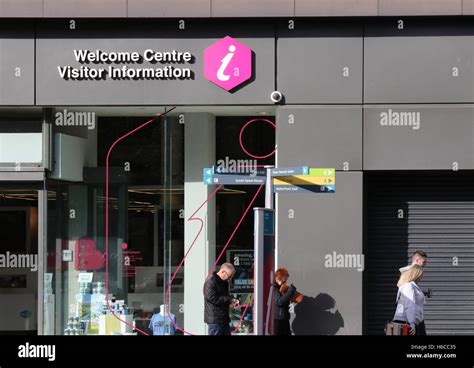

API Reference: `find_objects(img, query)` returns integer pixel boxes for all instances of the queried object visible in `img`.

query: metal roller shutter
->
[365,171,474,335]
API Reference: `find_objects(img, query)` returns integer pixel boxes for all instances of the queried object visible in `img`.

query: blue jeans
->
[207,323,231,336]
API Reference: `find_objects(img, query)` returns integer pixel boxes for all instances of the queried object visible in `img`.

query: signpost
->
[273,168,335,193]
[203,164,335,335]
[254,208,275,336]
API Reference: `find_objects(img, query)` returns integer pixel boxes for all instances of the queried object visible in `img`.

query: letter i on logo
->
[204,36,252,91]
[217,45,236,82]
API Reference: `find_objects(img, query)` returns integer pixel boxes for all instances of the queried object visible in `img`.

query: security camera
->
[270,91,283,104]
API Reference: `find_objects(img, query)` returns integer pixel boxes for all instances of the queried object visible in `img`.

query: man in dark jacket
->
[204,263,239,335]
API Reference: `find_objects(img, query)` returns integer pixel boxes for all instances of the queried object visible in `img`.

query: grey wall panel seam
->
[283,103,365,106]
[362,21,365,170]
[274,22,277,91]
[34,19,37,105]
[363,102,474,106]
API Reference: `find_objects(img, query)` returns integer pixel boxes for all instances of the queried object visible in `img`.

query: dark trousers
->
[416,321,426,336]
[273,319,291,336]
[207,323,231,336]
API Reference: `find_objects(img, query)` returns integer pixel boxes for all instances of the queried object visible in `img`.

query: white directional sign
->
[271,166,309,177]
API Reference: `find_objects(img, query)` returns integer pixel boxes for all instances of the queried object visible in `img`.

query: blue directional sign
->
[271,166,309,177]
[204,168,265,185]
[203,168,213,185]
[209,175,265,185]
[214,166,267,176]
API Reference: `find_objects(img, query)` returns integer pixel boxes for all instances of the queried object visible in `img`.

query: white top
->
[393,281,425,326]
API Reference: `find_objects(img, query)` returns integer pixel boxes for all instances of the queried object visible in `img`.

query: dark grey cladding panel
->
[128,0,211,18]
[277,172,363,335]
[276,106,362,170]
[365,18,474,103]
[212,0,294,17]
[0,21,35,105]
[277,20,363,104]
[0,0,43,17]
[364,105,474,170]
[36,20,275,105]
[44,0,127,17]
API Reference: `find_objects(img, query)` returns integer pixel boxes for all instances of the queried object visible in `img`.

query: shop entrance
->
[0,183,42,335]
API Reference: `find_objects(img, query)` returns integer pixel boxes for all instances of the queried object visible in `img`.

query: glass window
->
[43,107,274,336]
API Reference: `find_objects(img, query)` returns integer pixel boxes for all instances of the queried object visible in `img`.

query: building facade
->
[0,1,473,336]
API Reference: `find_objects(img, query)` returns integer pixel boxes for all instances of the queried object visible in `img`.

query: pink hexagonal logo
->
[204,36,253,92]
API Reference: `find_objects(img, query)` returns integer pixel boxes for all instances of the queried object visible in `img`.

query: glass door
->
[43,172,128,335]
[0,183,42,335]
[41,107,183,336]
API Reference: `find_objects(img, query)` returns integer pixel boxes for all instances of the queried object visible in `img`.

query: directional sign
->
[271,166,309,177]
[214,166,267,176]
[274,184,335,193]
[210,175,266,185]
[273,168,335,193]
[203,168,213,184]
[204,168,265,185]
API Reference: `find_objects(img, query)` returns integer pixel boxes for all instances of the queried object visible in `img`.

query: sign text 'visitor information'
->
[58,49,195,81]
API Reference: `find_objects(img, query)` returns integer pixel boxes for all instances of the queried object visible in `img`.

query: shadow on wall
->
[291,293,344,335]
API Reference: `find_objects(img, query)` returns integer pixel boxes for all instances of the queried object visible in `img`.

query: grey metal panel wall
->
[364,19,474,104]
[0,0,43,17]
[277,20,363,104]
[0,0,472,18]
[43,0,127,17]
[277,106,362,170]
[277,172,363,335]
[0,22,35,105]
[364,105,474,170]
[295,0,378,17]
[463,0,474,14]
[212,0,294,17]
[366,172,474,335]
[378,0,462,16]
[35,20,275,105]
[128,0,211,18]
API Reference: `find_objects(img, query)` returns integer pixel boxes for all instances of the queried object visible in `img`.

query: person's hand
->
[230,299,240,308]
[409,325,416,335]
